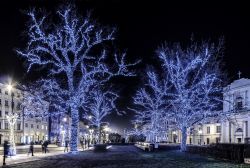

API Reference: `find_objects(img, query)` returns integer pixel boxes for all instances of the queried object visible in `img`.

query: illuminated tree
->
[21,85,49,118]
[157,39,224,151]
[17,5,138,152]
[84,88,118,143]
[131,71,169,142]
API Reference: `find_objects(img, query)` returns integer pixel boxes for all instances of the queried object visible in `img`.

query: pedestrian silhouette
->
[28,141,34,156]
[64,140,69,152]
[43,141,49,153]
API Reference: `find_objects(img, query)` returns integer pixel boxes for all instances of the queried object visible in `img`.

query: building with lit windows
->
[0,82,49,145]
[184,77,250,145]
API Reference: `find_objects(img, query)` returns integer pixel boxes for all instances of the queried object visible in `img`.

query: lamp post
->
[61,126,66,146]
[198,129,202,145]
[172,131,176,143]
[104,126,110,143]
[89,129,94,144]
[61,117,68,146]
[6,84,17,156]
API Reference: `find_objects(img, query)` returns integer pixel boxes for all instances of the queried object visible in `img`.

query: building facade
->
[0,83,49,145]
[183,78,250,145]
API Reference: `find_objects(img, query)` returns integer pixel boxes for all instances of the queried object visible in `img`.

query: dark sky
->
[0,0,249,133]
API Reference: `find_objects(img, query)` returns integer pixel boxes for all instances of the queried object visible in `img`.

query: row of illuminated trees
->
[15,3,229,153]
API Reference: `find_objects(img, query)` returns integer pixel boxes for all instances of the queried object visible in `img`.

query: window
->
[42,125,44,129]
[5,91,8,95]
[5,100,8,107]
[236,96,243,110]
[5,111,8,116]
[17,123,21,130]
[37,125,39,129]
[5,122,8,129]
[0,122,1,129]
[237,102,243,110]
[0,99,1,105]
[45,126,47,130]
[0,110,1,117]
[16,103,21,110]
[25,123,28,128]
[207,127,210,134]
[31,124,33,128]
[216,126,221,133]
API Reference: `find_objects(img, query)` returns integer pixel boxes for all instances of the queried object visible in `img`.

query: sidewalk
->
[0,147,89,166]
[0,144,58,151]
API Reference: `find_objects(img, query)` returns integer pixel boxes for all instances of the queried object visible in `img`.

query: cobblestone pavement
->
[2,145,250,168]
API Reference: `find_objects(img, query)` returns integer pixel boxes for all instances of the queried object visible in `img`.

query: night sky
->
[0,0,249,133]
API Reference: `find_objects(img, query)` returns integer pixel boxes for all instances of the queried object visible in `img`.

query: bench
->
[135,142,154,151]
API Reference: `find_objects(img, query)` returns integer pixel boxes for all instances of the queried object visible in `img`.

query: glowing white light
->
[7,84,13,91]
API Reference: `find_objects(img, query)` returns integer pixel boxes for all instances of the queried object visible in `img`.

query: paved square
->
[3,145,250,168]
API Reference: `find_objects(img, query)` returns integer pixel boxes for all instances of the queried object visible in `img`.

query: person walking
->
[3,140,10,165]
[84,138,87,149]
[28,141,34,156]
[41,140,44,153]
[64,140,69,152]
[43,140,49,153]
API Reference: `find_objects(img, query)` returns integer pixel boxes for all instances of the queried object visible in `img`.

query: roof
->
[224,78,250,91]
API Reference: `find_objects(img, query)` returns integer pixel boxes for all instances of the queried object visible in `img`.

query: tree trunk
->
[181,126,187,152]
[98,126,102,144]
[70,106,79,152]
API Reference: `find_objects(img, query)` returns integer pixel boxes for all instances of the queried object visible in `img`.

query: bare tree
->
[17,5,138,152]
[157,39,224,151]
[84,88,118,143]
[131,71,169,142]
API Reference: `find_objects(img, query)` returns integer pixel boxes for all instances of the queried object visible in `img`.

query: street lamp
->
[60,125,66,146]
[61,116,69,146]
[104,127,110,143]
[198,129,202,145]
[6,84,18,156]
[172,131,177,143]
[89,129,94,144]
